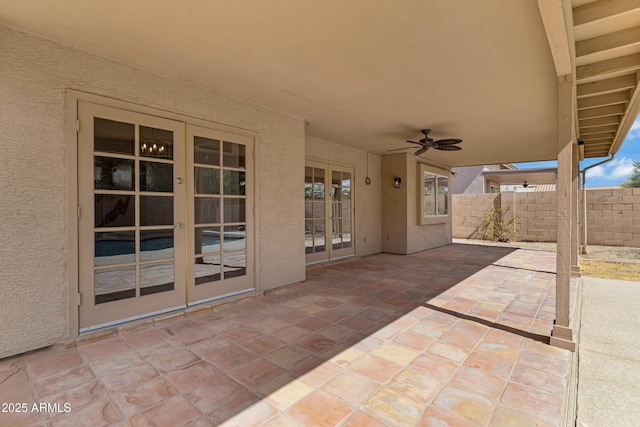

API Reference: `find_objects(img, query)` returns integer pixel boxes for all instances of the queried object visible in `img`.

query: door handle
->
[175,223,184,229]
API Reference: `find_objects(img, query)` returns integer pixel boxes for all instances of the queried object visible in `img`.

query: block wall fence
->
[452,188,640,247]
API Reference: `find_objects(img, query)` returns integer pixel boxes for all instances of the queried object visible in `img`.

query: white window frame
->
[418,163,450,225]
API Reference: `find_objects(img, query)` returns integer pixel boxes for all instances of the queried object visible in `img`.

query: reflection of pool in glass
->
[96,235,241,257]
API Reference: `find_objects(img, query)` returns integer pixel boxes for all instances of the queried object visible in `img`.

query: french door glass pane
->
[223,141,245,168]
[195,255,221,285]
[194,167,220,195]
[94,118,134,155]
[95,231,135,266]
[140,196,174,226]
[224,198,245,223]
[139,126,173,159]
[94,265,136,304]
[194,137,220,166]
[139,262,174,295]
[140,229,174,261]
[195,198,221,224]
[94,157,134,191]
[140,162,173,192]
[95,195,135,228]
[223,226,246,250]
[223,170,246,195]
[224,252,246,278]
[195,226,221,255]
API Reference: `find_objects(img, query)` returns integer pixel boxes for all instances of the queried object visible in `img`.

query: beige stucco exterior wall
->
[382,154,452,254]
[453,188,640,246]
[0,25,306,358]
[305,136,382,257]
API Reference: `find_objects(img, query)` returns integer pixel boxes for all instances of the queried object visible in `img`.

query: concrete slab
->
[577,277,640,427]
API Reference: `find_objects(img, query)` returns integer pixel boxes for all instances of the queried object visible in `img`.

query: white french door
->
[78,102,254,332]
[305,161,355,264]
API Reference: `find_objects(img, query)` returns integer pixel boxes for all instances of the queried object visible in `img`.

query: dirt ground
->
[454,238,640,281]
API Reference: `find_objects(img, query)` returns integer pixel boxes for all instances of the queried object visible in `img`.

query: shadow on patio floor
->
[0,244,572,426]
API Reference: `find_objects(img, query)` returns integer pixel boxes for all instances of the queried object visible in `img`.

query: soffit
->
[0,0,559,167]
[483,168,558,185]
[572,0,640,158]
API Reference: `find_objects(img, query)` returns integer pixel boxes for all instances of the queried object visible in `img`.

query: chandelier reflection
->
[140,142,168,157]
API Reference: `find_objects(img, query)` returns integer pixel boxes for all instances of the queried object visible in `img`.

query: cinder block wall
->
[453,188,640,247]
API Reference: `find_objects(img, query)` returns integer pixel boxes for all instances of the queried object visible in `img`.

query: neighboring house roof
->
[501,184,557,192]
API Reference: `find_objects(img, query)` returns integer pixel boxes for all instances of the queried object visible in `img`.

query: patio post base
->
[571,265,581,278]
[551,324,576,352]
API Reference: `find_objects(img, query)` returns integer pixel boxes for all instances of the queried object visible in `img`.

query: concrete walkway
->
[577,277,640,427]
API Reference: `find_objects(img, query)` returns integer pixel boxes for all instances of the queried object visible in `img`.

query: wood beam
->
[578,104,626,119]
[584,139,614,145]
[577,74,636,97]
[577,91,630,109]
[576,53,640,83]
[581,132,616,140]
[579,124,619,134]
[574,0,640,27]
[538,0,573,76]
[576,26,640,58]
[611,70,640,154]
[578,116,621,127]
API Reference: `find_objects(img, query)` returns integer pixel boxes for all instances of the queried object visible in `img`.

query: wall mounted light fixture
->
[393,177,402,188]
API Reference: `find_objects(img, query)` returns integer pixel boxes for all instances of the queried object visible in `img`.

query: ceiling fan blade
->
[434,139,462,145]
[414,147,429,155]
[387,147,415,152]
[406,140,423,145]
[434,145,462,151]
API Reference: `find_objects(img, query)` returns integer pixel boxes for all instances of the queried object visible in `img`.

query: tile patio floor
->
[0,244,573,427]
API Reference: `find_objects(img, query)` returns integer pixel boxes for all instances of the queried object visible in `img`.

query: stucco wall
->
[382,154,451,254]
[451,166,483,194]
[0,25,305,358]
[453,188,640,247]
[305,136,382,257]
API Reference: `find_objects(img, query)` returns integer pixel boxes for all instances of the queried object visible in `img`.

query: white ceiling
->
[0,0,560,167]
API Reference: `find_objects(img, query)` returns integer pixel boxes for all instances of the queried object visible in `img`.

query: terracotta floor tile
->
[475,340,520,362]
[388,368,441,403]
[318,324,354,341]
[298,361,342,387]
[25,349,83,379]
[49,398,122,427]
[501,382,564,423]
[114,377,179,416]
[342,411,388,427]
[272,325,310,342]
[434,386,495,426]
[230,358,286,389]
[34,365,94,397]
[165,361,221,392]
[265,346,311,369]
[450,365,506,400]
[517,350,569,376]
[205,344,257,371]
[146,347,201,373]
[417,406,477,427]
[42,380,107,420]
[263,414,300,427]
[129,395,199,427]
[322,371,379,405]
[294,333,336,354]
[288,391,352,427]
[120,328,170,348]
[350,355,402,383]
[242,335,286,355]
[185,415,218,427]
[392,331,434,351]
[372,342,419,365]
[288,355,325,376]
[186,375,248,413]
[78,336,131,362]
[464,351,514,379]
[190,336,234,357]
[490,405,556,427]
[213,399,277,427]
[427,341,469,363]
[265,379,314,410]
[224,326,263,343]
[254,372,296,398]
[171,326,217,346]
[364,387,425,426]
[100,363,158,393]
[89,351,142,377]
[511,363,566,396]
[409,354,459,382]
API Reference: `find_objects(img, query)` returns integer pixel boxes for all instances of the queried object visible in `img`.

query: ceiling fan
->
[522,181,537,189]
[388,129,462,155]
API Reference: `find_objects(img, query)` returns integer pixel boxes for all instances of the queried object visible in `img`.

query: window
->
[419,164,449,225]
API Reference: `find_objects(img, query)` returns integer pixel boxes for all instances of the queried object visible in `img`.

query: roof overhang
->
[483,167,558,185]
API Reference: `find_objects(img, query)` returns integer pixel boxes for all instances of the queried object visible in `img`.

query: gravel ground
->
[453,238,640,264]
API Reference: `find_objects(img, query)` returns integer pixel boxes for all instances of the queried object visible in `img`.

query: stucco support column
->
[571,141,581,277]
[551,75,576,351]
[582,171,588,254]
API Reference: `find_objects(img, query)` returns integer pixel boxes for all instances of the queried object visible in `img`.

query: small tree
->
[482,207,518,242]
[621,161,640,188]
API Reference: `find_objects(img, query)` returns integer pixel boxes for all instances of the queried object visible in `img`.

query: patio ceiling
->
[0,1,637,166]
[483,167,558,186]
